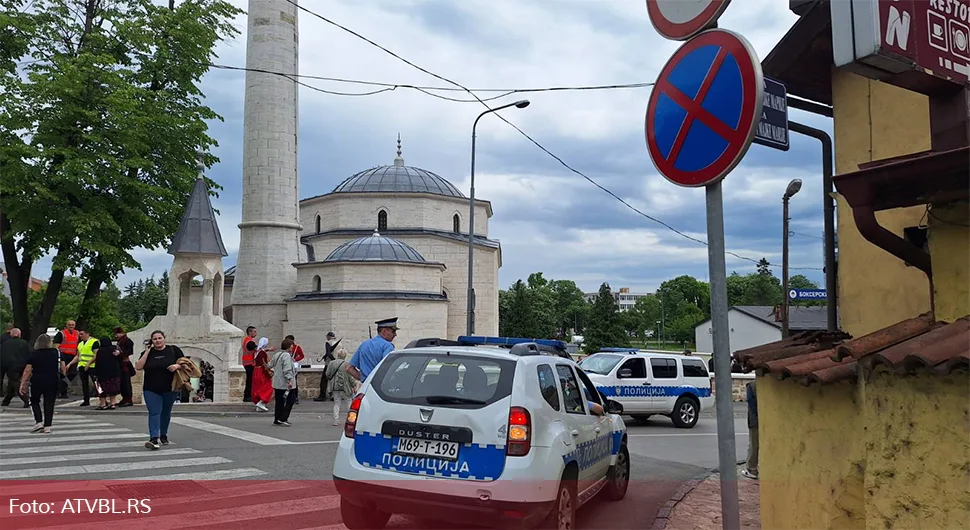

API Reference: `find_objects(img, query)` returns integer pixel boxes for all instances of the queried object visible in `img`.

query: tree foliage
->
[0,0,242,340]
[498,260,823,350]
[581,283,629,354]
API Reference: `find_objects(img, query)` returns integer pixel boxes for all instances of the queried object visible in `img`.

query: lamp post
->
[782,178,802,338]
[467,99,530,336]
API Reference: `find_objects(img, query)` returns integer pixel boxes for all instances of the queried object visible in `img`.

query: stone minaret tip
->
[393,133,404,167]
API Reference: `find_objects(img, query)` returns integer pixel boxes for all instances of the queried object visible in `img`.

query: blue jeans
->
[144,390,178,438]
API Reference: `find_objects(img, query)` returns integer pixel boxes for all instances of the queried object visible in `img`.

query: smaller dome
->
[324,230,427,263]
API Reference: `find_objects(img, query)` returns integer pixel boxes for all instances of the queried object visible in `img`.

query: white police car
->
[579,349,713,428]
[332,337,630,529]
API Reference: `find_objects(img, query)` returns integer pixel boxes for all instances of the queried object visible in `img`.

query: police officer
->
[346,318,398,382]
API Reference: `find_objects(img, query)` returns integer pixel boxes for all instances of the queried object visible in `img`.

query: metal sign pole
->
[705,180,741,530]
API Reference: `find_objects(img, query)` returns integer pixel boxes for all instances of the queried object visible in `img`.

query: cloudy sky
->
[28,0,833,295]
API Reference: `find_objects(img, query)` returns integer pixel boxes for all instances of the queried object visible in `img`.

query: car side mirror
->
[618,368,633,378]
[605,399,623,415]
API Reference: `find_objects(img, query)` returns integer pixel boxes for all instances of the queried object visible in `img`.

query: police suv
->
[332,336,630,530]
[580,349,713,428]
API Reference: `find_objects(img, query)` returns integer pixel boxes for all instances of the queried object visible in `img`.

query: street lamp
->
[467,100,530,336]
[781,178,802,338]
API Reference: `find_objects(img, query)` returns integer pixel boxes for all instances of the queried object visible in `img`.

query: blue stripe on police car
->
[597,385,711,398]
[353,431,506,481]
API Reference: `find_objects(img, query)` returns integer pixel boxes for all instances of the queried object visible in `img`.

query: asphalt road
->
[0,404,750,529]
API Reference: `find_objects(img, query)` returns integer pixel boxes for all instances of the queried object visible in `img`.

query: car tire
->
[604,444,630,501]
[541,472,577,530]
[340,497,391,530]
[671,396,699,429]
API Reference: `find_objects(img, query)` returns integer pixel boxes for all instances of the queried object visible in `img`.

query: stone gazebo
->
[129,163,244,403]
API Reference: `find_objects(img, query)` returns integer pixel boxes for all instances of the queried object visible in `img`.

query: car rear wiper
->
[424,395,487,405]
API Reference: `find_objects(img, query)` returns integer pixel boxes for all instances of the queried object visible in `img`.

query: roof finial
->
[196,150,205,175]
[393,133,404,167]
[373,228,380,237]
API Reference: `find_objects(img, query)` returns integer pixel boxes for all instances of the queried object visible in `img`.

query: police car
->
[580,349,713,428]
[332,336,630,530]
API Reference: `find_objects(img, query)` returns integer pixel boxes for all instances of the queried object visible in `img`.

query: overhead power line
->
[284,0,823,271]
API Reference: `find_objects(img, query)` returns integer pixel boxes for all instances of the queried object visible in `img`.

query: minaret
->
[231,0,301,342]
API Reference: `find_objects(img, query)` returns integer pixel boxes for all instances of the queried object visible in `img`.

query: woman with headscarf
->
[93,336,122,410]
[250,337,274,411]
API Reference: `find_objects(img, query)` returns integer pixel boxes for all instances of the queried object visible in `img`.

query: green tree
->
[548,279,588,337]
[117,273,169,330]
[743,258,782,306]
[498,279,556,339]
[582,283,629,354]
[0,0,242,340]
[27,276,121,338]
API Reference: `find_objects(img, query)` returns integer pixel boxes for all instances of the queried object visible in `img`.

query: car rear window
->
[682,358,709,377]
[371,352,516,409]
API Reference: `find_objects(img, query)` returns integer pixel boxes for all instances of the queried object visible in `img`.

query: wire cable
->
[286,0,823,271]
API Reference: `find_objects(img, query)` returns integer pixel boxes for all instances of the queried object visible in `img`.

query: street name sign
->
[753,77,790,151]
[789,288,826,301]
[646,0,732,41]
[645,28,765,187]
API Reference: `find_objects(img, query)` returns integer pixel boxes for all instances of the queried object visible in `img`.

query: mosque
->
[218,139,501,349]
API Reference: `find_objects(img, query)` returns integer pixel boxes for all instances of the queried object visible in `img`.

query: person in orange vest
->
[52,320,80,398]
[241,326,257,403]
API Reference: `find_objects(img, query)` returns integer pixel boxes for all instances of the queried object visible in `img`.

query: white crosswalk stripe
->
[0,414,269,481]
[0,414,375,529]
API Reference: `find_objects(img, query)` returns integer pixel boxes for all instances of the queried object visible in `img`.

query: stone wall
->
[229,366,327,401]
[710,373,755,402]
[303,193,491,237]
[284,298,448,360]
[296,261,444,294]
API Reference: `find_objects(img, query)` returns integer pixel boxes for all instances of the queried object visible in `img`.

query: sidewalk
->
[656,470,761,529]
[0,398,342,417]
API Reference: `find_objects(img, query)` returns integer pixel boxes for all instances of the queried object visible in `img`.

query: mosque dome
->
[331,135,465,199]
[324,230,428,263]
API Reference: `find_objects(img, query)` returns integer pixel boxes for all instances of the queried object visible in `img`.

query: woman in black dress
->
[19,334,65,433]
[93,336,122,409]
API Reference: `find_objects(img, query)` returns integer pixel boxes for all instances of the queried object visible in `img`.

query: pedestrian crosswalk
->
[0,413,394,529]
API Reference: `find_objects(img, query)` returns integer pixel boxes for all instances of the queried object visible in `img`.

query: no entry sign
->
[646,0,732,41]
[645,28,764,187]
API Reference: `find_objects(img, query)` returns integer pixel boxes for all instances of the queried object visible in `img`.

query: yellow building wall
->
[831,71,933,337]
[928,200,970,322]
[758,375,866,529]
[862,371,970,529]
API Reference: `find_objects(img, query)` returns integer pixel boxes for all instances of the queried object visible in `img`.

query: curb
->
[651,471,713,530]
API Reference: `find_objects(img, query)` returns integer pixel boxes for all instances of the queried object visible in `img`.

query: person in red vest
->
[52,320,80,398]
[241,326,257,403]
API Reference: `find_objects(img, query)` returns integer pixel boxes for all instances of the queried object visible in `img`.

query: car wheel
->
[671,396,699,428]
[340,497,391,530]
[541,474,576,530]
[604,444,630,501]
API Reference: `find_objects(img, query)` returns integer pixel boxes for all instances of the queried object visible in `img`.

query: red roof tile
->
[736,314,969,385]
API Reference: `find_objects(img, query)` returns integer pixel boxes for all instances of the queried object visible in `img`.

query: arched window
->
[378,210,388,231]
[453,214,460,234]
[313,275,321,292]
[315,215,321,233]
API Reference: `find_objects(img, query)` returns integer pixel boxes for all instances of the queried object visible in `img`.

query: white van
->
[580,351,713,428]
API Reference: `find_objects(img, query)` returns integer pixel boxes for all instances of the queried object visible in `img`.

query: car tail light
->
[344,393,364,438]
[507,406,531,456]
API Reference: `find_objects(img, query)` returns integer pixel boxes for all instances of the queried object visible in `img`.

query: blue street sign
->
[789,289,826,300]
[645,29,764,187]
[753,77,790,151]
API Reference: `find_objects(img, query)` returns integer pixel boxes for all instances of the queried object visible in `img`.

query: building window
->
[453,214,460,234]
[315,215,321,233]
[312,275,321,292]
[378,210,387,231]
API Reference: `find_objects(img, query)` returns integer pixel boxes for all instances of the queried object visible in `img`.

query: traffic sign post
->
[753,77,790,151]
[644,5,761,525]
